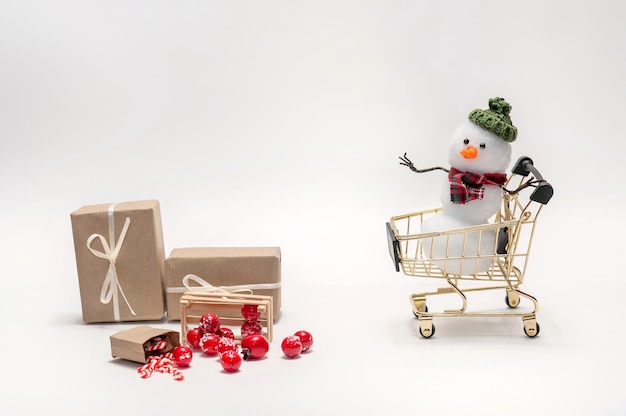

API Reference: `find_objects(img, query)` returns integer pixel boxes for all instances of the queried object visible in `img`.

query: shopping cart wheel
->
[419,320,435,338]
[505,291,520,308]
[523,319,540,338]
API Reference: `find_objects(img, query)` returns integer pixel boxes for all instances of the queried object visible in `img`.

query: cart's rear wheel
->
[419,322,435,338]
[523,321,540,338]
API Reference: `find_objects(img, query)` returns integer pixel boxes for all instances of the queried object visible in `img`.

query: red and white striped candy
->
[172,370,184,381]
[138,361,155,379]
[137,352,184,381]
[147,337,168,352]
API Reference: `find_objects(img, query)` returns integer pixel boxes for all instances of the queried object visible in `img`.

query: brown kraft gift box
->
[164,247,281,321]
[110,325,180,364]
[71,200,166,323]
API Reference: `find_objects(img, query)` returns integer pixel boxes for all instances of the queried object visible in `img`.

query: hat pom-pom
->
[488,97,512,116]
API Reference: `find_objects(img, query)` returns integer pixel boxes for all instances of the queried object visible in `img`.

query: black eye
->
[463,138,469,145]
[479,143,486,149]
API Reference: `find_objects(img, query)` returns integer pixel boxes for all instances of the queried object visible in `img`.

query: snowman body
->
[421,211,496,274]
[421,120,512,274]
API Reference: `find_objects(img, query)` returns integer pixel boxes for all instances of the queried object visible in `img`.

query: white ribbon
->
[86,204,136,321]
[166,273,281,295]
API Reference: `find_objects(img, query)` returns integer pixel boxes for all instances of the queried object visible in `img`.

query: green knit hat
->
[468,97,517,142]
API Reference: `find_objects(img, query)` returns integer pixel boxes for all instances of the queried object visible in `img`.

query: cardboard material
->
[164,247,281,321]
[110,325,180,364]
[71,200,166,323]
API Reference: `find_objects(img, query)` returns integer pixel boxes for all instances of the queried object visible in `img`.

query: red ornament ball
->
[241,304,261,322]
[281,335,303,358]
[294,330,314,352]
[186,327,204,349]
[241,321,263,338]
[217,327,235,340]
[200,333,220,356]
[219,350,242,373]
[199,313,220,334]
[171,345,193,368]
[241,334,270,360]
[217,337,239,355]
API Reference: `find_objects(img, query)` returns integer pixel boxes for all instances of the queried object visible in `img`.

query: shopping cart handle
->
[511,156,554,205]
[512,157,540,179]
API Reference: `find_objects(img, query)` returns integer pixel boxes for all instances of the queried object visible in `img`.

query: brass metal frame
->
[389,159,550,338]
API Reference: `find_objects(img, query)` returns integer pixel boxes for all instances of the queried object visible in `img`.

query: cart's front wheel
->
[505,290,520,308]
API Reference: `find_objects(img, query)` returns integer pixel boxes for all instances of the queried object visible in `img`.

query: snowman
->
[401,97,517,275]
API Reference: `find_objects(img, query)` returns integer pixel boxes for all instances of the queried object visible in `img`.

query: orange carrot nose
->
[460,146,478,159]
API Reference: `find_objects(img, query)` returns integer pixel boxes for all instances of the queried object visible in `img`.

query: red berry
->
[241,304,261,322]
[219,350,242,372]
[186,327,204,349]
[241,334,270,360]
[171,345,193,368]
[281,335,303,358]
[241,321,263,338]
[199,313,220,333]
[217,337,238,355]
[217,327,235,340]
[294,330,314,352]
[200,333,220,355]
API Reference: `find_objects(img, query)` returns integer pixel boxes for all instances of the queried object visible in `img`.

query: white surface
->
[1,1,625,415]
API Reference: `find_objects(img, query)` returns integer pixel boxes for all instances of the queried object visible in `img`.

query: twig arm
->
[503,177,546,195]
[399,153,449,174]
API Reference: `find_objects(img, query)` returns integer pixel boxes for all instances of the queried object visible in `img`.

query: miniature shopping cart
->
[387,157,553,338]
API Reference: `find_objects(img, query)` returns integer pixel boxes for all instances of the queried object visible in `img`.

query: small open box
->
[180,292,274,343]
[110,325,180,364]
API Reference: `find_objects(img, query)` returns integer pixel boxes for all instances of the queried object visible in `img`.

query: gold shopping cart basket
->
[386,156,553,338]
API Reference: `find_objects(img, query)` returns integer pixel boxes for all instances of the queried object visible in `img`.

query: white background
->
[1,1,625,415]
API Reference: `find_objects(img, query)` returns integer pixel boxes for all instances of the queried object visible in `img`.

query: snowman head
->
[448,121,512,174]
[448,97,517,174]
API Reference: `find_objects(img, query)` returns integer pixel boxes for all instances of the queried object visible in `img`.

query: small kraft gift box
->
[164,247,281,321]
[70,200,166,323]
[110,325,180,364]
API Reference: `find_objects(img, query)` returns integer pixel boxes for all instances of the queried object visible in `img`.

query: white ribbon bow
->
[86,204,136,321]
[166,273,281,295]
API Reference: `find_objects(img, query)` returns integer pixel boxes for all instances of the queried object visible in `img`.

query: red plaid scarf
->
[448,167,507,205]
